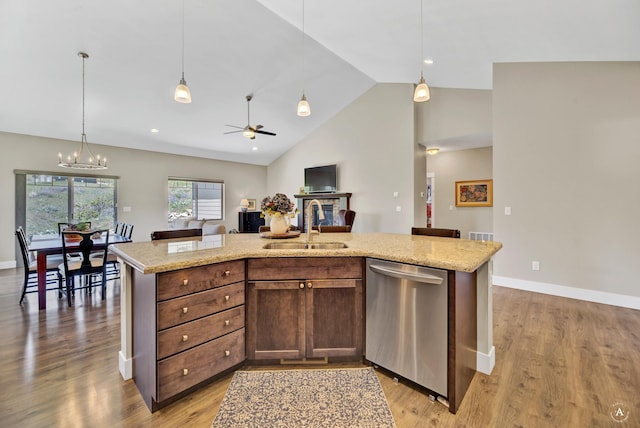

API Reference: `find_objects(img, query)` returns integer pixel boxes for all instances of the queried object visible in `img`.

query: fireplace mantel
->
[294,193,352,231]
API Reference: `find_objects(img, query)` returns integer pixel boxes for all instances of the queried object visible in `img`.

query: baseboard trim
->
[476,346,495,375]
[493,276,640,310]
[119,351,133,380]
[0,260,17,270]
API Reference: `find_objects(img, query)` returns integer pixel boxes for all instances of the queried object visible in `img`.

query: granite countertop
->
[109,232,502,275]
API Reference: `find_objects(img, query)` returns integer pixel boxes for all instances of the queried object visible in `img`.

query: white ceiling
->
[1,0,638,165]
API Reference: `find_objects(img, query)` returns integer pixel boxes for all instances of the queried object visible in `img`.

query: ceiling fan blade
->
[224,130,243,134]
[224,124,245,129]
[254,129,276,136]
[255,124,263,130]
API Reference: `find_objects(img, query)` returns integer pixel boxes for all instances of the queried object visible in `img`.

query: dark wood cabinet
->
[132,260,246,411]
[246,257,363,362]
[238,211,264,233]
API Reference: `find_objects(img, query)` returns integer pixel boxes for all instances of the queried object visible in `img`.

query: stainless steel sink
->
[262,242,347,250]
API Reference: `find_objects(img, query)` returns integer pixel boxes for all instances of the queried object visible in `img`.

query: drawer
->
[158,282,245,330]
[157,328,245,402]
[157,306,245,360]
[157,260,245,301]
[247,257,362,281]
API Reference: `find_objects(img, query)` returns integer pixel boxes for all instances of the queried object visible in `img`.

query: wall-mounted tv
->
[304,164,338,193]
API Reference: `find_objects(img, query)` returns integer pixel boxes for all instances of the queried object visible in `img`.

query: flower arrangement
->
[260,193,298,218]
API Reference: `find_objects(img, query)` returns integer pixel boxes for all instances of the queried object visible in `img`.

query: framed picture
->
[455,179,493,207]
[247,199,257,211]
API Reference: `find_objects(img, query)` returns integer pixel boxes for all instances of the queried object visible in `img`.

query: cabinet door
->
[246,280,305,360]
[305,279,363,359]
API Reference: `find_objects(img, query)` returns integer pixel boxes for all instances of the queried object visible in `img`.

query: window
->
[168,178,224,226]
[15,172,118,239]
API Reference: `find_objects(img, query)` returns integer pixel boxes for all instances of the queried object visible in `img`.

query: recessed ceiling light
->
[423,58,434,65]
[150,128,159,134]
[252,146,258,151]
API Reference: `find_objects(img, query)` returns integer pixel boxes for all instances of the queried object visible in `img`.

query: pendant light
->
[296,0,311,116]
[174,0,192,103]
[58,52,107,170]
[413,0,431,102]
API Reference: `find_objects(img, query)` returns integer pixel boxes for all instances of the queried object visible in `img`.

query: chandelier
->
[58,52,107,170]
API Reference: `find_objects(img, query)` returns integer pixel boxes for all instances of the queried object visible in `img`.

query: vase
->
[269,214,289,235]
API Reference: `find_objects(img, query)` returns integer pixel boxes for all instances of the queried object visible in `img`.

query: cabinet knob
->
[182,335,188,342]
[224,319,230,326]
[183,368,189,376]
[182,279,188,286]
[299,283,305,289]
[224,295,230,302]
[224,270,231,276]
[307,282,313,288]
[224,350,230,357]
[182,307,188,314]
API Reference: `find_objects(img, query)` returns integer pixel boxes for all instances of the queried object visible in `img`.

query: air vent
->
[469,231,493,241]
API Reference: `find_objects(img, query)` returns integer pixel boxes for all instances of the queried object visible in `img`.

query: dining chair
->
[114,221,125,235]
[59,229,110,306]
[318,225,352,233]
[151,228,202,240]
[411,227,461,238]
[16,227,63,305]
[123,223,134,239]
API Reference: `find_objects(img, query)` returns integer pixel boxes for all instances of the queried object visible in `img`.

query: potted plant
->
[260,193,298,235]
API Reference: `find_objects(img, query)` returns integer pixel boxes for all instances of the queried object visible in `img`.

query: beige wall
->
[427,147,493,238]
[493,62,640,301]
[0,131,266,266]
[267,83,417,233]
[418,87,492,143]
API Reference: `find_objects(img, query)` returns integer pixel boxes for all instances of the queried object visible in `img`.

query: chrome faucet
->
[306,199,325,242]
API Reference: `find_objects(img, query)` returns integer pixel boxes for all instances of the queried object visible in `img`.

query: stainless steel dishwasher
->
[365,258,448,397]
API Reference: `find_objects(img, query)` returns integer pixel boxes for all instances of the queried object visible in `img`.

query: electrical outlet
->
[395,206,401,212]
[123,206,132,212]
[532,261,540,271]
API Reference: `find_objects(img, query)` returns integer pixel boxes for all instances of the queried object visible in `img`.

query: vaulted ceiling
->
[1,0,638,165]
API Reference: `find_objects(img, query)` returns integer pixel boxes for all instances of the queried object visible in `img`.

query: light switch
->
[393,192,399,198]
[504,207,511,215]
[395,206,401,212]
[123,206,132,212]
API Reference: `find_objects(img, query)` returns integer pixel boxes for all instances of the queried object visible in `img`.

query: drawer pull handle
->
[224,295,230,302]
[299,283,305,289]
[307,282,313,288]
[183,368,189,376]
[182,307,188,314]
[224,350,230,357]
[224,270,231,276]
[182,335,188,342]
[224,320,230,326]
[182,279,188,286]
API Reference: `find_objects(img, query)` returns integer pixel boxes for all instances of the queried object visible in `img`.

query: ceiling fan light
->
[243,128,255,139]
[175,78,192,103]
[297,94,311,117]
[414,76,430,102]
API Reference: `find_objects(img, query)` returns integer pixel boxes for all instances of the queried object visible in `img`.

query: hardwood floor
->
[1,268,638,427]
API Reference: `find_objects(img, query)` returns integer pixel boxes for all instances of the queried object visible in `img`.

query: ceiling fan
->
[224,95,276,140]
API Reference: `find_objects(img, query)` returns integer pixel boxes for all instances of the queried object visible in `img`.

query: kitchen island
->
[110,232,501,412]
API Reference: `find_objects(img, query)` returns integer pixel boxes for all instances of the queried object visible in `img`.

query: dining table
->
[28,231,132,310]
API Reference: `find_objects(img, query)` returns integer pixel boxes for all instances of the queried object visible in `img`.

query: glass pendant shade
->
[174,76,192,103]
[413,75,430,102]
[297,94,311,116]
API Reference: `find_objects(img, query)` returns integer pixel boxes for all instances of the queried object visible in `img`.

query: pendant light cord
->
[181,0,185,80]
[420,0,424,78]
[302,0,306,92]
[81,53,86,140]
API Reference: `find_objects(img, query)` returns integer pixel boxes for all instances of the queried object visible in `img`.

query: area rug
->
[211,367,396,428]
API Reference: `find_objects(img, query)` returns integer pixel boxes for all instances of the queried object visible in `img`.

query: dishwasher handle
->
[369,264,444,285]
